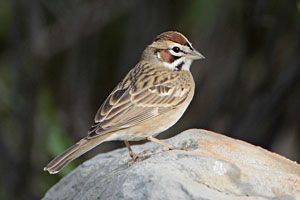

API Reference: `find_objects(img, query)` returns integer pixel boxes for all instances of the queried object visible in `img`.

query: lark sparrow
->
[44,31,204,174]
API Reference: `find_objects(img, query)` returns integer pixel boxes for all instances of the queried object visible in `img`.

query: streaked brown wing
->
[88,62,191,138]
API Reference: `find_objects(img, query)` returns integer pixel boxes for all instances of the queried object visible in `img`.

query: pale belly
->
[106,90,194,142]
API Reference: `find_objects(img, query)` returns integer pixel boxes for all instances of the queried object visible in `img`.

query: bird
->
[44,31,205,174]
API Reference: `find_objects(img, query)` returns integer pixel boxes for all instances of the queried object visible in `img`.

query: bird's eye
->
[172,47,180,53]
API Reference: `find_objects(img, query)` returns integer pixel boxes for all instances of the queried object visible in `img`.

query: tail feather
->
[44,134,108,174]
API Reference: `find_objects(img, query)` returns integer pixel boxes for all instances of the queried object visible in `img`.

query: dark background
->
[0,0,299,199]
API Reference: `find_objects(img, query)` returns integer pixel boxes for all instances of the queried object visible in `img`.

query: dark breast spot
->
[175,62,184,71]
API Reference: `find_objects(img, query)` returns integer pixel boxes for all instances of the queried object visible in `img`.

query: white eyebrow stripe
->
[169,50,184,57]
[186,42,193,49]
[168,45,186,57]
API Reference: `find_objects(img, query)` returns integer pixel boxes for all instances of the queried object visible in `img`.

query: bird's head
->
[142,31,205,71]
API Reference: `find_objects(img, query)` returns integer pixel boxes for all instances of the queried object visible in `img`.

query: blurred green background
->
[0,0,299,199]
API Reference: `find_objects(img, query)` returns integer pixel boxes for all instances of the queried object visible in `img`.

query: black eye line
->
[168,48,186,54]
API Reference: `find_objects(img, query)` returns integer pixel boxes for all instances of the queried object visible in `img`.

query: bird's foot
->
[127,152,138,166]
[147,136,175,151]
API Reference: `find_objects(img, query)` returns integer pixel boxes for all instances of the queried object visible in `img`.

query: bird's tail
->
[44,134,109,174]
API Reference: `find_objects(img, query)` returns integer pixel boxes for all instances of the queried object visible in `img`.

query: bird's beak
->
[187,49,205,60]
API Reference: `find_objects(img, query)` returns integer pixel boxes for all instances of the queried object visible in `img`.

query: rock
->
[43,129,300,200]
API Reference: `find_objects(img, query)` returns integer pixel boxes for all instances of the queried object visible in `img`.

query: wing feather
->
[88,62,192,138]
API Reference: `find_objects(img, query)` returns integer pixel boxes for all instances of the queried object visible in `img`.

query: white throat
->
[162,57,193,71]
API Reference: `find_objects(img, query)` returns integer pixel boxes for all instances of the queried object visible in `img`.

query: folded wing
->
[88,62,191,138]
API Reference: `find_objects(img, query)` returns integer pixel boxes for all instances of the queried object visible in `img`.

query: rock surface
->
[43,129,300,200]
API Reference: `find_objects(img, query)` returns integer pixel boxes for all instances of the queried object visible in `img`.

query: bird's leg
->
[124,140,138,164]
[147,136,175,150]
